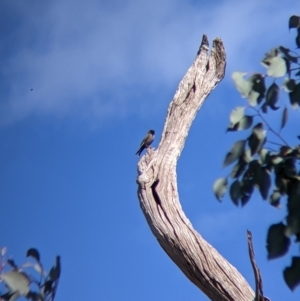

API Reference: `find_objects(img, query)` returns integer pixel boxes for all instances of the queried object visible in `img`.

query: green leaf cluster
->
[213,15,300,291]
[0,247,61,301]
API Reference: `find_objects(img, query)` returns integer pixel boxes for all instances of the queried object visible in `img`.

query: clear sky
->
[1,0,300,300]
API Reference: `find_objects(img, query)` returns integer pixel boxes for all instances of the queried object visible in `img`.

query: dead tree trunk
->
[136,35,255,301]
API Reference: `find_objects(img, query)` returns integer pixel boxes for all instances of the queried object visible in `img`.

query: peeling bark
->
[136,35,255,301]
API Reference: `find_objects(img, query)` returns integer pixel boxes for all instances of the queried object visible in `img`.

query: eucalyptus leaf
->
[229,107,245,124]
[8,292,20,301]
[237,116,253,130]
[213,178,228,201]
[0,292,16,301]
[269,190,281,208]
[281,107,288,130]
[275,174,288,195]
[283,78,296,92]
[266,83,279,108]
[267,222,290,259]
[229,180,241,206]
[247,90,260,106]
[49,256,61,281]
[289,83,300,109]
[286,212,300,237]
[255,167,271,200]
[249,74,266,105]
[261,103,268,113]
[248,123,266,156]
[230,157,247,179]
[27,291,43,301]
[289,15,300,29]
[259,149,269,165]
[1,271,30,296]
[296,32,300,48]
[223,140,246,168]
[26,248,40,262]
[261,55,287,77]
[240,179,254,207]
[231,72,252,98]
[284,257,300,291]
[7,259,17,269]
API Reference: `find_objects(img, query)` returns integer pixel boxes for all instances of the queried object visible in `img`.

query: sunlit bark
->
[136,35,255,301]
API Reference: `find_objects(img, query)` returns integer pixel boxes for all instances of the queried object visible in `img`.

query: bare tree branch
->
[247,230,271,301]
[136,35,255,301]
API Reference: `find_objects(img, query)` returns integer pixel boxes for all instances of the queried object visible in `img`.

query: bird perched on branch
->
[136,130,155,156]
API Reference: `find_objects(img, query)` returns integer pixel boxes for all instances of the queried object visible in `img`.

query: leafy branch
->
[0,247,61,301]
[249,106,289,146]
[213,15,300,291]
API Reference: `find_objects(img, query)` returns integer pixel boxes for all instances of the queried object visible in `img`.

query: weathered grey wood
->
[136,35,255,301]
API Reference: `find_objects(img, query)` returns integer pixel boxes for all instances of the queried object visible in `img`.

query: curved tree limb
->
[136,35,255,301]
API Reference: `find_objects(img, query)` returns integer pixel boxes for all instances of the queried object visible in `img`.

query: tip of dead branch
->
[211,37,226,79]
[197,35,209,55]
[201,34,209,46]
[212,38,225,50]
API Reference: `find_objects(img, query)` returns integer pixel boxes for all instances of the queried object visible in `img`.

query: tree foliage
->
[0,247,60,301]
[213,15,300,291]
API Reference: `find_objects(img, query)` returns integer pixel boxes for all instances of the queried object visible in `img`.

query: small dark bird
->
[30,88,33,91]
[136,129,155,156]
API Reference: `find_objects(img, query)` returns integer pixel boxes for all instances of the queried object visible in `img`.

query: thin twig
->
[250,107,290,146]
[247,230,271,301]
[266,140,286,147]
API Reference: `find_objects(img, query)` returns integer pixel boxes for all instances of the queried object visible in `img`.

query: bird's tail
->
[135,147,143,156]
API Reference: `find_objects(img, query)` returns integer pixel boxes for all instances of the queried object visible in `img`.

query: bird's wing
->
[140,135,148,146]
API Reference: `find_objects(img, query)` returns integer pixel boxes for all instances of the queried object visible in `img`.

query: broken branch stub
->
[136,35,254,301]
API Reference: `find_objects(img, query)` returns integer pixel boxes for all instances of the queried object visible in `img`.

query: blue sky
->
[1,0,300,300]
